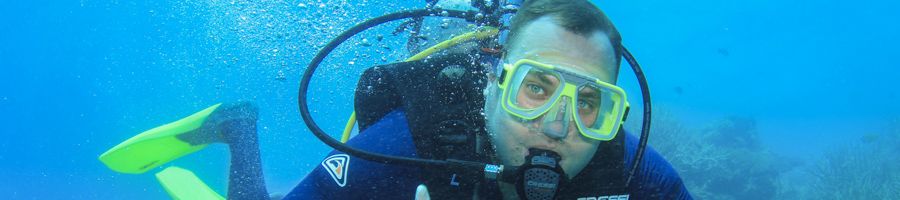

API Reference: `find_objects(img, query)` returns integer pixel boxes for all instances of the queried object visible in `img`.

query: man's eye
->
[577,99,595,110]
[527,84,545,95]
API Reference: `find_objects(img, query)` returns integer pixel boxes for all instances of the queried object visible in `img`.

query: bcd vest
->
[354,51,629,199]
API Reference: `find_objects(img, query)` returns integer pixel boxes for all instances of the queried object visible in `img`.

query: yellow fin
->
[155,166,224,200]
[99,103,222,174]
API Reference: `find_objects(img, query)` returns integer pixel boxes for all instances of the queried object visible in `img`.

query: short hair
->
[506,0,623,65]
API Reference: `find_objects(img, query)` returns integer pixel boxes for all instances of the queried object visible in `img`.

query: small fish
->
[860,133,879,143]
[717,48,730,56]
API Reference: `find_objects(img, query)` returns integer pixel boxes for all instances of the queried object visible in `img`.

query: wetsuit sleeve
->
[623,132,694,199]
[282,110,423,199]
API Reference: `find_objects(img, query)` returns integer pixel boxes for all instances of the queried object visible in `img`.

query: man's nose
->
[540,97,574,140]
[541,120,568,140]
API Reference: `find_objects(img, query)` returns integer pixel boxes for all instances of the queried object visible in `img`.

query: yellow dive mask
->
[498,59,629,141]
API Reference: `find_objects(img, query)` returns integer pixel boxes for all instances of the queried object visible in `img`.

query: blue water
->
[1,0,897,199]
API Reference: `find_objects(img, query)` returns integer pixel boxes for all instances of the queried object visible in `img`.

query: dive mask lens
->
[506,64,564,114]
[572,82,627,141]
[501,60,628,141]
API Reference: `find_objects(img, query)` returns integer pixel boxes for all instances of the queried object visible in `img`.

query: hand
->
[414,184,431,200]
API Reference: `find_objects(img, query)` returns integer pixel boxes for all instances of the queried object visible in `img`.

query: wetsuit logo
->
[577,194,630,200]
[322,154,350,187]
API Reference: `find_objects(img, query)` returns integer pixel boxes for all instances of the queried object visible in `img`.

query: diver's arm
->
[623,133,694,199]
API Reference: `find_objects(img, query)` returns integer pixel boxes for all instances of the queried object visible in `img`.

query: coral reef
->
[637,110,785,199]
[631,109,899,199]
[803,121,900,199]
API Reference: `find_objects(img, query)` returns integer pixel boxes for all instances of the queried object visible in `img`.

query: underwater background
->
[1,0,898,199]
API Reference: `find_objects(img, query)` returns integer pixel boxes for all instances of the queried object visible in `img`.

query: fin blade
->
[155,166,225,200]
[99,103,222,174]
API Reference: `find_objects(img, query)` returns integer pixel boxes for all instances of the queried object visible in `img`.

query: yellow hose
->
[406,27,499,61]
[340,112,356,143]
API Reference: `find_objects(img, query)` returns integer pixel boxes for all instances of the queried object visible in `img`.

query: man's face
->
[485,16,618,179]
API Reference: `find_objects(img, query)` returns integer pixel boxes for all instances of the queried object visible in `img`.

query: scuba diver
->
[98,0,692,199]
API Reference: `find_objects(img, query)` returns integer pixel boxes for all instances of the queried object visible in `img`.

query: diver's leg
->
[223,117,269,200]
[203,102,270,200]
[100,101,270,199]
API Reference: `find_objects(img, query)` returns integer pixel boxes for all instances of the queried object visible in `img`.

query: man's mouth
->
[525,146,562,162]
[524,148,564,167]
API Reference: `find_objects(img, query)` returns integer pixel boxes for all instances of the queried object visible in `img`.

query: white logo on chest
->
[321,154,350,187]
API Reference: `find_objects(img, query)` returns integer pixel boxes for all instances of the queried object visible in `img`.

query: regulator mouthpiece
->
[516,149,567,200]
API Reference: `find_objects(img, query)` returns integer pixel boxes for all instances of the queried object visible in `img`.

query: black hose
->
[298,8,485,171]
[621,46,651,187]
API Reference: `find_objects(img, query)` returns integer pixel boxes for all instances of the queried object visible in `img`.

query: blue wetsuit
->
[283,110,692,199]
